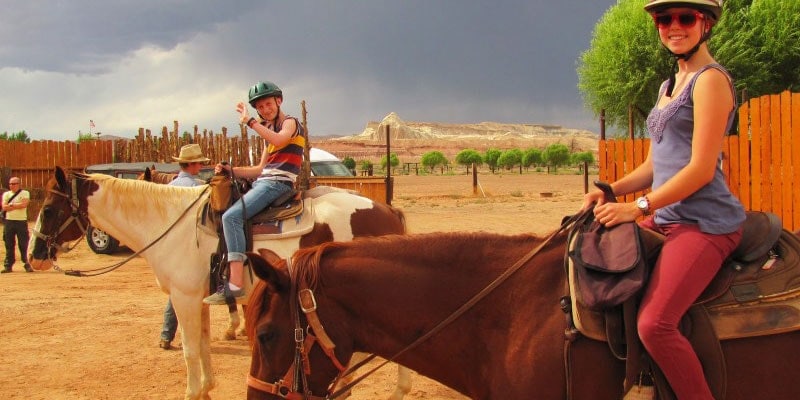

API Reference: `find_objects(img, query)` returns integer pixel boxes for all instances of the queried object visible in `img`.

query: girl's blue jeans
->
[221,179,292,262]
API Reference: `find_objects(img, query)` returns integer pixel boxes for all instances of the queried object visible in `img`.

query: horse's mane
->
[145,171,179,184]
[87,173,208,218]
[246,230,555,341]
[291,231,551,287]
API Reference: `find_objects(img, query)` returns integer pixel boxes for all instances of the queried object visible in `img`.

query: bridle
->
[31,174,90,263]
[246,258,348,400]
[247,212,586,399]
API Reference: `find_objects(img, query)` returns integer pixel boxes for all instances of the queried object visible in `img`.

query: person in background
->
[2,177,33,273]
[582,1,743,398]
[159,144,210,350]
[203,81,304,305]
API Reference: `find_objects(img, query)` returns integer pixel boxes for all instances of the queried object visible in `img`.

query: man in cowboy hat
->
[170,143,211,186]
[159,143,210,350]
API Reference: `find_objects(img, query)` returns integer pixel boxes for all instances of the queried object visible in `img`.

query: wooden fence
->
[1,121,388,217]
[599,90,800,231]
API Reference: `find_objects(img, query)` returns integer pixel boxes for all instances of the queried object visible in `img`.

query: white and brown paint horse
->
[28,167,411,400]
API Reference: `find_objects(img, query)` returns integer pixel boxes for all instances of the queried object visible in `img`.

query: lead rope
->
[63,186,210,277]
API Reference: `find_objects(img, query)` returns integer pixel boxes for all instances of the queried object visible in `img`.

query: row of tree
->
[0,131,31,142]
[342,144,596,175]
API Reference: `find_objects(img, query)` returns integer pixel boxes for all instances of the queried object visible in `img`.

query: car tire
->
[87,225,119,254]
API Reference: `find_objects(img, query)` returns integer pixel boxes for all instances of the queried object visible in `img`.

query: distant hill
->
[313,113,599,162]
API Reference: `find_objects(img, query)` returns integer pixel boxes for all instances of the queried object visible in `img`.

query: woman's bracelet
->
[247,117,257,128]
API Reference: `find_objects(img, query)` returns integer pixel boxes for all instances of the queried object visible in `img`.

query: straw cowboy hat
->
[172,144,210,163]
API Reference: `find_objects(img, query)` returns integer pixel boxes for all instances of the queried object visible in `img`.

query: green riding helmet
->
[248,81,283,107]
[644,0,722,21]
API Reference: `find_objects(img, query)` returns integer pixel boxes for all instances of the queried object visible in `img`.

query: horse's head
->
[245,248,352,400]
[28,166,94,270]
[138,167,177,184]
[140,167,154,182]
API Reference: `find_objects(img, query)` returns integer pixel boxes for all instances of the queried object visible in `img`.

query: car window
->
[118,172,141,179]
[311,161,354,177]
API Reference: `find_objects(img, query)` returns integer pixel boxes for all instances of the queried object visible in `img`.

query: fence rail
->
[599,90,800,231]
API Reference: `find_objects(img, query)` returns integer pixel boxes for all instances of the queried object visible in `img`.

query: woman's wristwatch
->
[636,196,651,216]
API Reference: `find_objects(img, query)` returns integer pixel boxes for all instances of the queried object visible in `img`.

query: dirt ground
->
[0,172,593,399]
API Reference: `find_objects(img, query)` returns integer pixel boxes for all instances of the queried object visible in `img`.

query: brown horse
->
[245,231,800,399]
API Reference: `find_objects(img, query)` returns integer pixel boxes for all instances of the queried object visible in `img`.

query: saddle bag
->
[570,215,650,310]
[208,174,239,212]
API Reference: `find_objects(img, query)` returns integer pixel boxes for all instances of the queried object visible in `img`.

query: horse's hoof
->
[159,339,172,350]
[224,330,236,340]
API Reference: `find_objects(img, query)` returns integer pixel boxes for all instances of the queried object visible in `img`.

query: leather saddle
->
[569,211,798,341]
[566,211,800,399]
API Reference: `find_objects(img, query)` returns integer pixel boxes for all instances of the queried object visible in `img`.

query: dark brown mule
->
[245,231,800,400]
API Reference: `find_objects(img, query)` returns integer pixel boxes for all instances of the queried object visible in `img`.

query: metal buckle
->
[299,288,317,313]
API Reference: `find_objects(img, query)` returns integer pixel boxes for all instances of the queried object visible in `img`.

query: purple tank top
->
[645,64,745,234]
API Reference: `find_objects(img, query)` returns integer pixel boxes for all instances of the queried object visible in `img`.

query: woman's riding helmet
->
[644,0,722,21]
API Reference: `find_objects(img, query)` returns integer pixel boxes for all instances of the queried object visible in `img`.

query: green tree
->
[543,144,570,172]
[77,132,96,143]
[483,148,502,174]
[522,148,543,170]
[421,151,448,174]
[715,0,800,95]
[571,151,596,172]
[359,160,373,175]
[342,156,356,170]
[0,130,31,142]
[380,152,400,171]
[455,149,483,173]
[578,0,800,134]
[497,149,523,173]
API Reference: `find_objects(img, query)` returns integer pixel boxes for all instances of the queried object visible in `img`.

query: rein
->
[249,209,588,399]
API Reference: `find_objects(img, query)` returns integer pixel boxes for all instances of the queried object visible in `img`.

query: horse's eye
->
[258,328,278,347]
[42,206,55,218]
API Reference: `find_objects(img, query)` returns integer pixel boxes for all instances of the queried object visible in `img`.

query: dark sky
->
[0,0,618,140]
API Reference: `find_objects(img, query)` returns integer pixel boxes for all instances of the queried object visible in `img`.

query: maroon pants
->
[637,219,742,400]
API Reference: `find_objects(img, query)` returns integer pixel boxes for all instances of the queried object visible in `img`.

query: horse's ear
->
[55,167,68,190]
[144,167,152,182]
[248,250,289,289]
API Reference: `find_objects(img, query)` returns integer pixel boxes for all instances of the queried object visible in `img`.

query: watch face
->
[637,197,648,209]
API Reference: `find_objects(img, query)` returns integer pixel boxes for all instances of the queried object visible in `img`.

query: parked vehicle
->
[309,148,353,176]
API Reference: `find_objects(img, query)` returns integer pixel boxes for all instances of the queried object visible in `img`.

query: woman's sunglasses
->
[652,11,705,29]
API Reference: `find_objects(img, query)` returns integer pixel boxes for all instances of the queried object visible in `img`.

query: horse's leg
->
[334,353,411,400]
[173,292,217,400]
[237,304,247,337]
[224,302,239,340]
[199,301,214,399]
[390,365,412,400]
